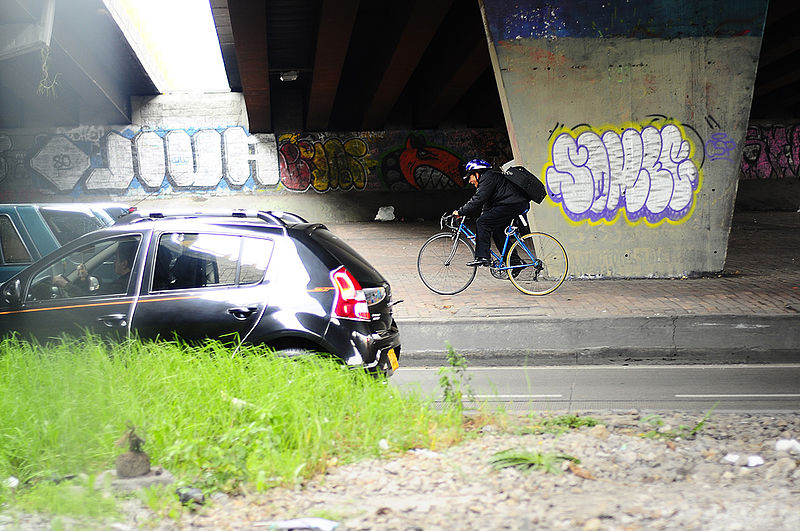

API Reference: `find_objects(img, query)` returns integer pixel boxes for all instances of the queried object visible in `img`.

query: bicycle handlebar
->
[440,212,464,231]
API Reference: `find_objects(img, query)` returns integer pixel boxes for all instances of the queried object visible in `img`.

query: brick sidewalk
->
[328,211,800,322]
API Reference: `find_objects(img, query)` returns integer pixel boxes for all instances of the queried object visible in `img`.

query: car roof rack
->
[121,209,309,228]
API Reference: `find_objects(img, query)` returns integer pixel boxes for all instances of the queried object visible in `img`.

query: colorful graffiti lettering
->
[741,124,800,179]
[277,134,368,192]
[544,121,701,225]
[380,134,464,191]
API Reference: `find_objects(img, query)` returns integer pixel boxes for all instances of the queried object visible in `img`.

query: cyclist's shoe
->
[466,257,491,267]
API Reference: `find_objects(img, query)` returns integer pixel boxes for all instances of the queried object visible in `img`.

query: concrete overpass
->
[0,0,798,278]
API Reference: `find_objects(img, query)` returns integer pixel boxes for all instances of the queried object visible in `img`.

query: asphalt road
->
[390,364,800,412]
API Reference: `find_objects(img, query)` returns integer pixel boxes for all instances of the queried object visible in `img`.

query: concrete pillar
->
[480,0,768,277]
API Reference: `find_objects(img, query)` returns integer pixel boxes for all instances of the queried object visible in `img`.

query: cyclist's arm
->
[457,173,498,217]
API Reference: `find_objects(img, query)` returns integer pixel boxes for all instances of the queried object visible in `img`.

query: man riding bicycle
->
[452,158,530,268]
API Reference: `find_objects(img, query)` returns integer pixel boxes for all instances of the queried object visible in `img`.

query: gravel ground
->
[3,411,800,530]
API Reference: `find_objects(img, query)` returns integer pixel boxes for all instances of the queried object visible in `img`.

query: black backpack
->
[503,166,547,204]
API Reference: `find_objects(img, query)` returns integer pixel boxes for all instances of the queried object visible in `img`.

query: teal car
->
[0,203,130,282]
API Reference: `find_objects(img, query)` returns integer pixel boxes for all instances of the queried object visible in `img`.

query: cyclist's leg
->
[506,205,531,265]
[478,204,525,262]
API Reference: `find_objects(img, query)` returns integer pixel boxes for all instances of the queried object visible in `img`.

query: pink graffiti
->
[741,125,800,179]
[278,141,313,191]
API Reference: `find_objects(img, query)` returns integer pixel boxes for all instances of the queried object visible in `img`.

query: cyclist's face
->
[468,173,479,187]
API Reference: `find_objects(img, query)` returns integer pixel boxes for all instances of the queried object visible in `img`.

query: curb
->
[396,314,800,366]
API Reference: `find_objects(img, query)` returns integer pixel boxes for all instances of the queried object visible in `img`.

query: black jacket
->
[457,169,529,217]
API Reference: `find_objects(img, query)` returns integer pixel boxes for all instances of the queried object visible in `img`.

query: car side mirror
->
[1,279,21,307]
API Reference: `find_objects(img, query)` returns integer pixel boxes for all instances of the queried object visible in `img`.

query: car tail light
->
[363,286,386,306]
[330,266,371,321]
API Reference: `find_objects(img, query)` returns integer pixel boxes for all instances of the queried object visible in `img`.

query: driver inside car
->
[51,240,136,297]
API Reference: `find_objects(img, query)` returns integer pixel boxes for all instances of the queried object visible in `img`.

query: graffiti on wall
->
[544,119,702,225]
[0,126,511,201]
[23,127,280,193]
[379,134,464,191]
[277,133,369,192]
[741,124,800,179]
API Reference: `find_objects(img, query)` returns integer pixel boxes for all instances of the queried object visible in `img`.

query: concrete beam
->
[306,0,359,131]
[361,0,452,130]
[228,0,271,132]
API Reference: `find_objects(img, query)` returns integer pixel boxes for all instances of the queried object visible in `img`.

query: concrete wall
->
[481,0,768,277]
[0,93,510,222]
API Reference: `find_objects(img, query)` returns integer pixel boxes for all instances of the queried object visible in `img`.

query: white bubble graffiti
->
[81,127,279,192]
[545,124,700,224]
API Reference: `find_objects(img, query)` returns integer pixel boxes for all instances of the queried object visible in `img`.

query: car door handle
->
[227,306,258,320]
[98,314,128,328]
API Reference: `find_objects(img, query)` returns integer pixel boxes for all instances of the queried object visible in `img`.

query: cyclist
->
[452,158,530,268]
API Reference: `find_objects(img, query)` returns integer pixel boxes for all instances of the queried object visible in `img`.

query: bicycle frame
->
[449,216,537,272]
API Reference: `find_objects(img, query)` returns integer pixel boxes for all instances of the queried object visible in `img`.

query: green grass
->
[0,336,463,517]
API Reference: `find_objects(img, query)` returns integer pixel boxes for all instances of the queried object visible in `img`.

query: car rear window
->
[308,227,385,285]
[0,215,32,264]
[40,208,104,246]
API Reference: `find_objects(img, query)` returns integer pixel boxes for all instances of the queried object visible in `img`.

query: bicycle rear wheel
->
[506,232,568,295]
[417,232,477,295]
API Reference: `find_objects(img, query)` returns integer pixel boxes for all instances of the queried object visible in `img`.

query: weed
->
[639,403,718,439]
[437,343,474,412]
[519,414,599,436]
[489,449,580,474]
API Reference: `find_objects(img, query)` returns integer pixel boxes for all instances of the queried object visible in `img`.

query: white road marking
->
[675,394,800,398]
[398,364,800,371]
[471,394,563,399]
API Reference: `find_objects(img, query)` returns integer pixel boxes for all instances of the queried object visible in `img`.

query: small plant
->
[437,343,474,411]
[519,414,599,435]
[639,403,718,439]
[489,448,580,474]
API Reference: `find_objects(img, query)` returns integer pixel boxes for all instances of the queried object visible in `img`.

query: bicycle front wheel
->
[506,232,568,295]
[417,232,477,295]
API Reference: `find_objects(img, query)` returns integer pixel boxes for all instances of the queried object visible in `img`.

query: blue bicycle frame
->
[452,216,541,273]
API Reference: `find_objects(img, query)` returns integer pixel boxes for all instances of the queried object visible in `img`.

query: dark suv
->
[0,210,401,376]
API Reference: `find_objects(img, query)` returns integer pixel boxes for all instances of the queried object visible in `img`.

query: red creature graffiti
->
[395,135,464,190]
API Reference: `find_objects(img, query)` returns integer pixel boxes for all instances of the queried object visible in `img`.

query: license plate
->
[387,348,399,371]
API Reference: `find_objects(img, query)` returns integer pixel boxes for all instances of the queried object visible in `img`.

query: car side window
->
[153,233,273,291]
[40,208,104,246]
[0,215,32,264]
[26,235,141,301]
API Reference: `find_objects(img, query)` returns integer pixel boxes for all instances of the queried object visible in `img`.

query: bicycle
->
[417,212,568,296]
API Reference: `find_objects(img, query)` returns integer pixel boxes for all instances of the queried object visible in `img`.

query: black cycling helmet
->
[462,158,491,180]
